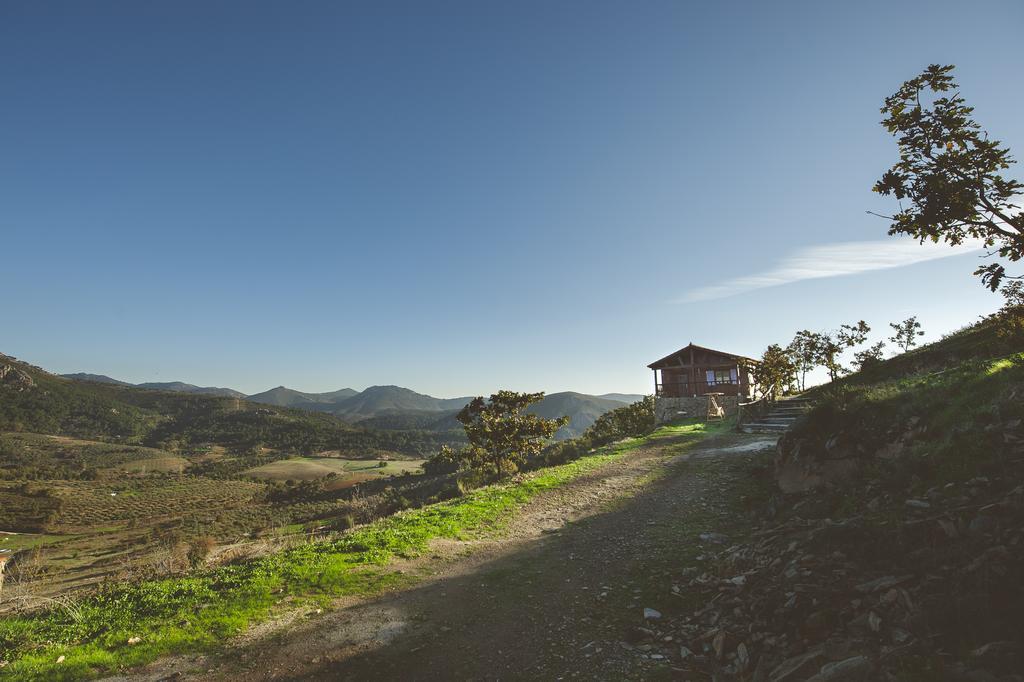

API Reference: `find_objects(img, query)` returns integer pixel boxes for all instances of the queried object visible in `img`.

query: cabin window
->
[709,369,736,384]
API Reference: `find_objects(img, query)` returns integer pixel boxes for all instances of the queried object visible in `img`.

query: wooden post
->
[0,554,9,600]
[688,346,696,397]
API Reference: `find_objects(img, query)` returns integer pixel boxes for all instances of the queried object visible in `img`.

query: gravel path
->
[111,431,775,682]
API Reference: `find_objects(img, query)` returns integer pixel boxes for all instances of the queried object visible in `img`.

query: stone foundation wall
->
[654,395,740,425]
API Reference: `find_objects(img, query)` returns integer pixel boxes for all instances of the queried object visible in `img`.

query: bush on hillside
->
[422,395,656,484]
[422,392,567,482]
[539,395,656,467]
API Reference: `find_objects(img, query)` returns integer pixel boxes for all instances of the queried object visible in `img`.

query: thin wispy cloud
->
[676,237,985,303]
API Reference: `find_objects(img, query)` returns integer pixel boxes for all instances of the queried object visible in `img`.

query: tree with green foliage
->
[838,320,871,348]
[854,341,887,370]
[889,316,925,352]
[815,334,843,383]
[993,280,1024,342]
[873,64,1023,292]
[454,391,568,479]
[816,321,871,382]
[585,395,655,442]
[749,344,797,398]
[423,444,462,476]
[787,330,822,391]
[998,280,1024,312]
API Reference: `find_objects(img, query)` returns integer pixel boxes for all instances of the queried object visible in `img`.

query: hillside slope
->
[1,354,460,459]
[327,385,473,420]
[670,317,1024,680]
[598,392,646,404]
[136,382,246,398]
[61,374,246,397]
[526,391,631,439]
[60,373,131,386]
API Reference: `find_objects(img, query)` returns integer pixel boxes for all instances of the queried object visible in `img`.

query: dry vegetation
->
[0,434,430,612]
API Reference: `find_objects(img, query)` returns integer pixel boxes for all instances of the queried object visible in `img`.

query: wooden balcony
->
[655,380,750,398]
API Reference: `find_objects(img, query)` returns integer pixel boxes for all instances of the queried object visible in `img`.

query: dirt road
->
[113,431,775,682]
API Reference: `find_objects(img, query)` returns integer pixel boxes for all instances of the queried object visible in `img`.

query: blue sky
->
[2,1,1021,396]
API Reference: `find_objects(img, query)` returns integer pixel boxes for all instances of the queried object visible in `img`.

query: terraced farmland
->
[0,430,430,613]
[0,432,181,479]
[48,478,264,529]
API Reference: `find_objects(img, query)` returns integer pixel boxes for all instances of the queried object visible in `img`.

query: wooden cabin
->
[647,343,757,399]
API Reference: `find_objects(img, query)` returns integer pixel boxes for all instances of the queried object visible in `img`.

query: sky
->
[1,0,1022,397]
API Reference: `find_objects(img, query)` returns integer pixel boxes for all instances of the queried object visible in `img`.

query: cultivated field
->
[0,432,426,611]
[244,456,424,483]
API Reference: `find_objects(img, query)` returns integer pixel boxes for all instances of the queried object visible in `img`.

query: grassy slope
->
[0,422,718,680]
[791,318,1023,493]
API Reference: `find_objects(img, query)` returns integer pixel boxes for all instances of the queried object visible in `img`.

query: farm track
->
[110,431,776,682]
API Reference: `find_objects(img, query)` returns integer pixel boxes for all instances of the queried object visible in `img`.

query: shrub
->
[187,536,217,567]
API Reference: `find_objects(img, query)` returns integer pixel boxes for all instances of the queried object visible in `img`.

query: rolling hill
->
[597,393,645,404]
[60,372,131,385]
[247,386,359,408]
[327,385,474,420]
[527,391,633,439]
[56,367,645,442]
[135,382,246,398]
[61,373,246,398]
[9,355,461,460]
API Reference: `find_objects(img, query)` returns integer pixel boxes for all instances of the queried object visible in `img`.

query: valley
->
[0,354,642,620]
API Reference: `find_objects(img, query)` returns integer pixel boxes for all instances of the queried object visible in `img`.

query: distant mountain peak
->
[246,386,360,409]
[62,373,132,386]
[136,382,246,398]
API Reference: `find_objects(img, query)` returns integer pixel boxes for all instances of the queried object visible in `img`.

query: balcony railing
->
[655,380,750,398]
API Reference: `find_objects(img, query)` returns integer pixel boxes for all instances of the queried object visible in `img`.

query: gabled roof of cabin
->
[647,343,759,369]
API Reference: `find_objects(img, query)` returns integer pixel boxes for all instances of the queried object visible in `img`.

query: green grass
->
[0,533,74,553]
[0,430,689,681]
[649,417,738,439]
[806,350,1023,490]
[785,318,1024,521]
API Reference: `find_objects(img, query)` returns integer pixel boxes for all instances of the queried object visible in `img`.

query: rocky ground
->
[641,474,1024,681]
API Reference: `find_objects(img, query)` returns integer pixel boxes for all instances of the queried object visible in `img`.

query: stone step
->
[742,422,790,433]
[762,416,798,423]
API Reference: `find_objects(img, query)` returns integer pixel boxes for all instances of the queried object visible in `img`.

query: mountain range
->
[61,374,245,398]
[60,372,645,439]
